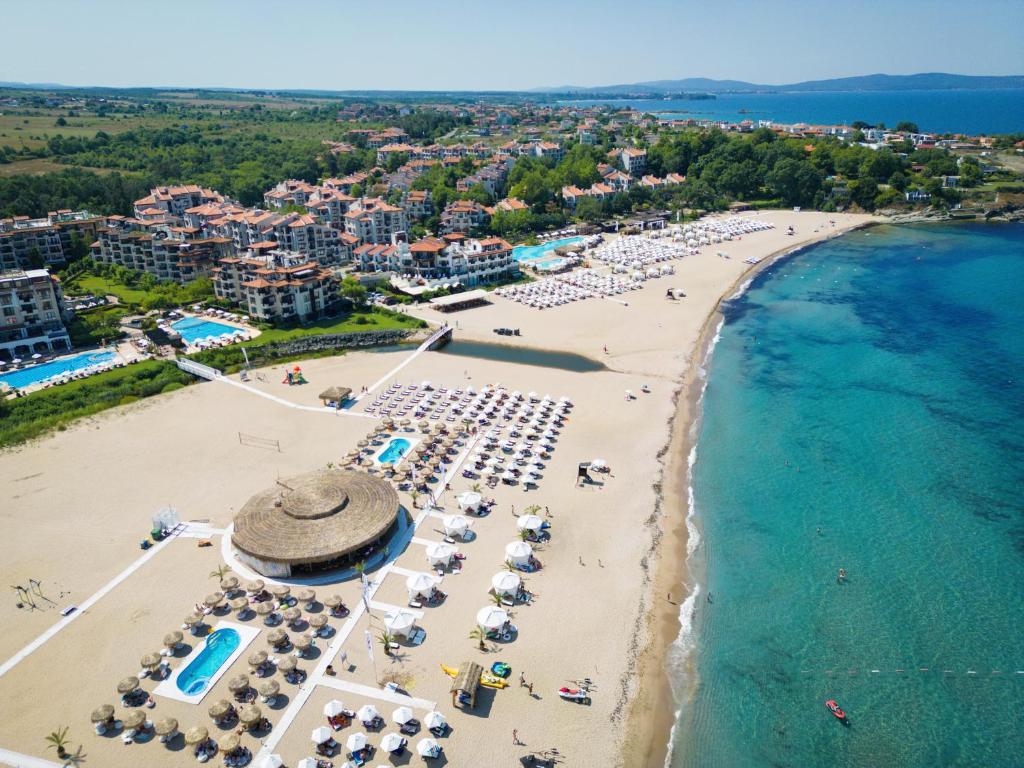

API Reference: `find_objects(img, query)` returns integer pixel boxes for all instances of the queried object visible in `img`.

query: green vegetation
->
[0,361,192,448]
[62,260,216,310]
[65,305,129,347]
[245,307,425,344]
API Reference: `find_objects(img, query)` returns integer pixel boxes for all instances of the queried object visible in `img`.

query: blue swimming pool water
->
[376,437,412,465]
[175,628,241,696]
[171,317,240,344]
[0,350,117,390]
[512,236,583,263]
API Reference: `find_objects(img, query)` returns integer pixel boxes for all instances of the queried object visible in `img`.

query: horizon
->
[2,0,1022,92]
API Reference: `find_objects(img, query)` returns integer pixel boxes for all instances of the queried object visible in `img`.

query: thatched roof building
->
[231,469,399,577]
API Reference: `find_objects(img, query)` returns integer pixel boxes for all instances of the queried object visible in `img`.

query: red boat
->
[825,699,847,720]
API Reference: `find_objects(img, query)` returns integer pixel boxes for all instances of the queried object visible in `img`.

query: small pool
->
[0,350,117,390]
[175,628,240,696]
[512,236,584,263]
[374,437,415,466]
[171,317,242,345]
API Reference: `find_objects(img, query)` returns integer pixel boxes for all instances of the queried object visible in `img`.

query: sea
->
[561,90,1024,135]
[670,222,1024,767]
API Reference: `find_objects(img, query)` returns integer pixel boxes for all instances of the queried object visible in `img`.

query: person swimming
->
[837,568,847,583]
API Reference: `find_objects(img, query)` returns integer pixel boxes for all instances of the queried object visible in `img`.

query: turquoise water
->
[673,223,1024,767]
[512,236,583,263]
[172,317,240,344]
[175,628,241,696]
[377,437,412,465]
[0,350,116,389]
[562,89,1024,135]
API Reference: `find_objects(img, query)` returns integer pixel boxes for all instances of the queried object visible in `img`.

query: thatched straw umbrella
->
[154,717,178,737]
[266,629,288,648]
[117,676,140,695]
[399,418,411,427]
[183,612,203,627]
[91,704,114,724]
[163,631,183,649]
[323,595,345,610]
[122,709,146,730]
[418,420,429,430]
[227,674,250,694]
[268,584,290,599]
[357,439,369,448]
[140,652,162,671]
[308,614,329,630]
[257,679,280,698]
[245,580,265,594]
[282,607,302,624]
[293,634,312,653]
[255,602,275,617]
[359,458,374,468]
[204,592,225,609]
[238,704,262,727]
[207,700,233,720]
[220,575,239,592]
[277,656,298,673]
[229,596,249,614]
[184,725,209,745]
[218,733,241,753]
[296,588,315,605]
[248,650,268,669]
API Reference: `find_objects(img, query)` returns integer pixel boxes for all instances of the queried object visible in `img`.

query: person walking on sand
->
[513,729,520,745]
[519,671,526,688]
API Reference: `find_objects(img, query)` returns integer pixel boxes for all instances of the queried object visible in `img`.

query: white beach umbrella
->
[456,490,482,511]
[256,755,283,768]
[384,610,416,638]
[323,699,345,717]
[589,459,608,471]
[380,732,406,753]
[296,759,318,768]
[516,514,544,532]
[491,571,521,596]
[405,572,438,598]
[391,706,415,725]
[442,514,470,537]
[346,732,368,752]
[311,726,333,745]
[505,540,533,565]
[356,704,379,723]
[424,541,456,565]
[424,711,446,731]
[476,606,509,630]
[417,737,441,758]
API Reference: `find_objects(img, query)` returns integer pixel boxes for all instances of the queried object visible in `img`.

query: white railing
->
[175,357,222,381]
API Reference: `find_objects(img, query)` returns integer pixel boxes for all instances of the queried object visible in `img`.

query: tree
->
[766,158,822,208]
[409,488,420,509]
[469,626,487,650]
[339,276,367,308]
[55,116,67,127]
[378,631,395,657]
[573,196,604,222]
[209,564,230,581]
[895,121,919,134]
[45,726,71,759]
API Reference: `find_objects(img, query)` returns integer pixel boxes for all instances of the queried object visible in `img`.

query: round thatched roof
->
[231,469,399,566]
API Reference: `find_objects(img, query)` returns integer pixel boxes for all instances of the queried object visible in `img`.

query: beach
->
[0,210,873,768]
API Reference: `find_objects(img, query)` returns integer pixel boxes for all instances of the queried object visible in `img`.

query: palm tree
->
[461,417,473,435]
[524,504,541,517]
[503,559,516,572]
[469,626,487,651]
[45,727,71,759]
[410,489,420,509]
[518,528,531,542]
[489,592,504,607]
[209,564,230,581]
[378,631,395,657]
[471,482,482,494]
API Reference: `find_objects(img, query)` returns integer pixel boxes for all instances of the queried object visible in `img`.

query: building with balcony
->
[0,268,71,361]
[213,257,338,323]
[439,200,492,234]
[343,198,408,245]
[0,210,102,271]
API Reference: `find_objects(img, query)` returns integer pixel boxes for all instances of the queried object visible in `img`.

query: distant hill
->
[536,72,1024,94]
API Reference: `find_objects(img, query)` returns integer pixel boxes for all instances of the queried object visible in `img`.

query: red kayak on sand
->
[825,699,847,720]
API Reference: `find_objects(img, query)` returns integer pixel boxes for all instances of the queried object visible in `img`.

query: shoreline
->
[621,219,879,768]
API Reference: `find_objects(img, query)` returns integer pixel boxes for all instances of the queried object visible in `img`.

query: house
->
[561,186,586,209]
[611,147,647,176]
[90,218,233,284]
[439,200,492,234]
[0,268,71,360]
[905,189,931,202]
[390,235,518,287]
[403,190,434,220]
[493,198,529,213]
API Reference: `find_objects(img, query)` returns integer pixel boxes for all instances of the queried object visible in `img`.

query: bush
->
[160,382,185,394]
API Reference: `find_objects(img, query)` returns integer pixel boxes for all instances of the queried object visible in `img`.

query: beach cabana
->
[383,610,417,639]
[405,572,439,601]
[504,540,533,566]
[443,514,471,539]
[449,661,483,709]
[257,755,284,768]
[318,386,352,408]
[476,606,509,631]
[491,571,522,597]
[516,514,544,533]
[424,541,456,567]
[456,490,482,512]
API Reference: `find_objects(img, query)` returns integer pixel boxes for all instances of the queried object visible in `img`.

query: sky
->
[2,0,1022,91]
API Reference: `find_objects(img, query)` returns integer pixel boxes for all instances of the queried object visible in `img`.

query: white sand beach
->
[0,210,873,768]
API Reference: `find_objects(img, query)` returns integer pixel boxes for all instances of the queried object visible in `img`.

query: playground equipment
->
[282,365,308,386]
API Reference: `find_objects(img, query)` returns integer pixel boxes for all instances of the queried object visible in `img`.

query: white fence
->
[175,358,222,381]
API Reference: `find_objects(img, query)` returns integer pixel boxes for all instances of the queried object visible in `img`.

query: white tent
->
[442,514,470,538]
[505,540,533,566]
[383,610,417,639]
[417,738,442,758]
[323,700,345,717]
[356,704,380,723]
[424,711,446,731]
[311,726,333,745]
[456,491,482,512]
[346,732,368,752]
[424,541,456,566]
[405,572,438,599]
[516,514,544,533]
[476,606,509,630]
[491,571,522,596]
[392,706,415,725]
[380,732,406,753]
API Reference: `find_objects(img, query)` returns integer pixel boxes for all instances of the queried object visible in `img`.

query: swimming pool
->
[0,350,117,390]
[175,628,240,696]
[512,236,584,263]
[374,437,417,466]
[171,317,242,345]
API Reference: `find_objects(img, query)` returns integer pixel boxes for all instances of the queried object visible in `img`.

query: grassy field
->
[245,310,426,345]
[0,157,118,177]
[74,275,153,305]
[0,112,167,151]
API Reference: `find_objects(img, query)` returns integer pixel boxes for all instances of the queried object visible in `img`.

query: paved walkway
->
[0,748,62,768]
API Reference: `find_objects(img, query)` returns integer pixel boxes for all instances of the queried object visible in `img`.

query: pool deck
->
[153,620,259,704]
[371,435,420,467]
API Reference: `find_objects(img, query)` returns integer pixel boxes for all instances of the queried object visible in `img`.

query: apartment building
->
[363,235,517,287]
[0,268,71,361]
[439,200,492,234]
[263,179,318,209]
[0,210,102,270]
[343,198,408,245]
[213,257,337,323]
[91,219,233,284]
[211,210,347,266]
[612,147,648,176]
[403,190,434,220]
[132,185,224,218]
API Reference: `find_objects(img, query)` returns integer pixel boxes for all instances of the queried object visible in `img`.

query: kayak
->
[825,699,846,719]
